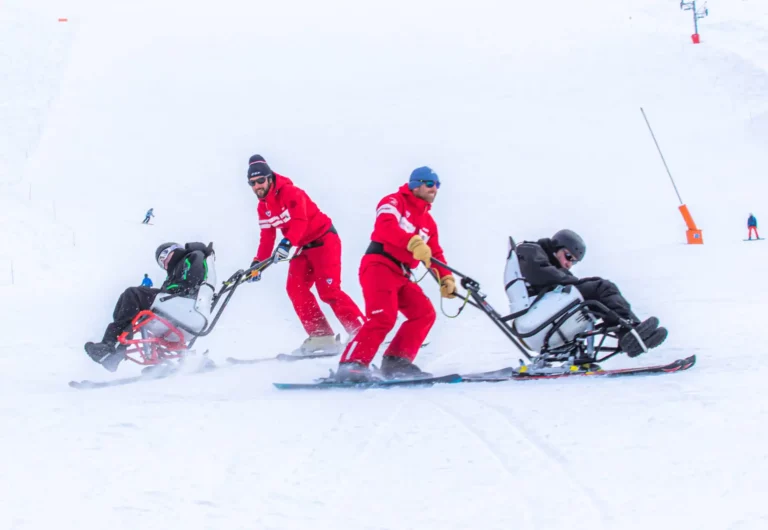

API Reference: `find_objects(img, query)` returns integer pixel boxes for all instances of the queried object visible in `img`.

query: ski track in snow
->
[422,395,537,530]
[424,390,605,530]
[312,397,411,526]
[458,392,607,527]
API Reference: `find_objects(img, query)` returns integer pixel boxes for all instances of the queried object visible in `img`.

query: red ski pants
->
[749,226,760,239]
[286,231,365,337]
[341,258,436,366]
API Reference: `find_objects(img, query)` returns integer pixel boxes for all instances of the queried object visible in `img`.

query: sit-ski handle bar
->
[428,258,483,311]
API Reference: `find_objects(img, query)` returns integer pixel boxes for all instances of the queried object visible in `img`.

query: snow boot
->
[380,355,432,380]
[84,342,125,373]
[291,334,342,357]
[334,361,377,383]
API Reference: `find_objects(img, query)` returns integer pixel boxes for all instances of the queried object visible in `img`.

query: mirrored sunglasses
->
[417,179,440,189]
[249,176,268,186]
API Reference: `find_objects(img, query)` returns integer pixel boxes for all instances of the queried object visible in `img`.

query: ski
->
[68,358,216,390]
[69,366,179,390]
[459,355,696,382]
[276,351,339,362]
[225,351,338,365]
[273,373,461,390]
[743,238,764,242]
[225,356,277,365]
[384,341,430,348]
[227,342,430,365]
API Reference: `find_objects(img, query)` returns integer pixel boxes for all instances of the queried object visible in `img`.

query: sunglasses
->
[249,176,268,186]
[563,251,579,263]
[416,179,440,189]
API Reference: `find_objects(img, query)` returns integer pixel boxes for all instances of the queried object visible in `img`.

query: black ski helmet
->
[155,242,182,269]
[551,229,586,261]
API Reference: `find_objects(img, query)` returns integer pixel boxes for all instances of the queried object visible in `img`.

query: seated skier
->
[84,241,214,372]
[515,229,667,357]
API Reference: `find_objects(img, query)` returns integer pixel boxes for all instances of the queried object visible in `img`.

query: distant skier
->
[84,242,214,372]
[516,229,667,357]
[748,213,759,240]
[140,273,153,287]
[142,208,155,224]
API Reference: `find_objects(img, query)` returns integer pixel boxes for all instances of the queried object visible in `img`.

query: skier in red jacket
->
[247,155,365,356]
[336,166,456,382]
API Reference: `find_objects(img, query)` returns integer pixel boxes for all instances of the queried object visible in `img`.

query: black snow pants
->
[575,279,638,325]
[102,286,160,343]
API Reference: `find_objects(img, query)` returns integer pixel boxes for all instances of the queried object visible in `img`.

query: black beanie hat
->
[247,155,273,180]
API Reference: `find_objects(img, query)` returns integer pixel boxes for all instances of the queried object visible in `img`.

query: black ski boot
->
[619,317,668,357]
[84,342,125,373]
[380,355,432,380]
[334,361,376,383]
[625,327,668,358]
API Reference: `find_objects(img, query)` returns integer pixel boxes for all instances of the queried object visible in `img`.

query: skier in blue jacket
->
[140,274,153,287]
[143,208,155,224]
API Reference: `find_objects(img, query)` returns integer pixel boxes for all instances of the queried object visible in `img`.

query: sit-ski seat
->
[503,237,595,353]
[146,255,218,343]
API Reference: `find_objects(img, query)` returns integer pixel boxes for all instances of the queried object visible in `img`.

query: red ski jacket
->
[254,174,333,262]
[367,184,451,278]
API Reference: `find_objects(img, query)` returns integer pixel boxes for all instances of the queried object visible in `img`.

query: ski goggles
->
[412,179,440,189]
[563,251,580,263]
[157,244,183,269]
[249,176,268,186]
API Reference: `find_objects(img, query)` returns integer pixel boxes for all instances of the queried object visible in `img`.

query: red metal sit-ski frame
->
[117,310,190,366]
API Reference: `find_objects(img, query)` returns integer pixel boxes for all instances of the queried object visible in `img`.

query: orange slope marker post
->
[640,108,703,245]
[58,18,68,22]
[679,204,703,244]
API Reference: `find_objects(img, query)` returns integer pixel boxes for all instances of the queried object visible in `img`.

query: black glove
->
[204,242,215,257]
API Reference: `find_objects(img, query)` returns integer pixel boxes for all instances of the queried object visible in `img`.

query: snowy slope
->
[3,0,768,528]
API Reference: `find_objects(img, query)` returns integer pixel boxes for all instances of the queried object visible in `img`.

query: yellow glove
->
[440,275,457,299]
[407,235,432,267]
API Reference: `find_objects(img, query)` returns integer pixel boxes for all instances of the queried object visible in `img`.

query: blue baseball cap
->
[408,166,440,189]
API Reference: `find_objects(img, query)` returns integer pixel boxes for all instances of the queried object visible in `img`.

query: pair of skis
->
[272,355,696,390]
[68,350,696,391]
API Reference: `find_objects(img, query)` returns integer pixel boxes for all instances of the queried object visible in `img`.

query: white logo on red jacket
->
[259,208,291,228]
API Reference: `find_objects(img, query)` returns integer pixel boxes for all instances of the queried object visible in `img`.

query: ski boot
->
[291,334,342,357]
[380,355,432,380]
[84,342,125,373]
[333,361,377,383]
[619,317,668,357]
